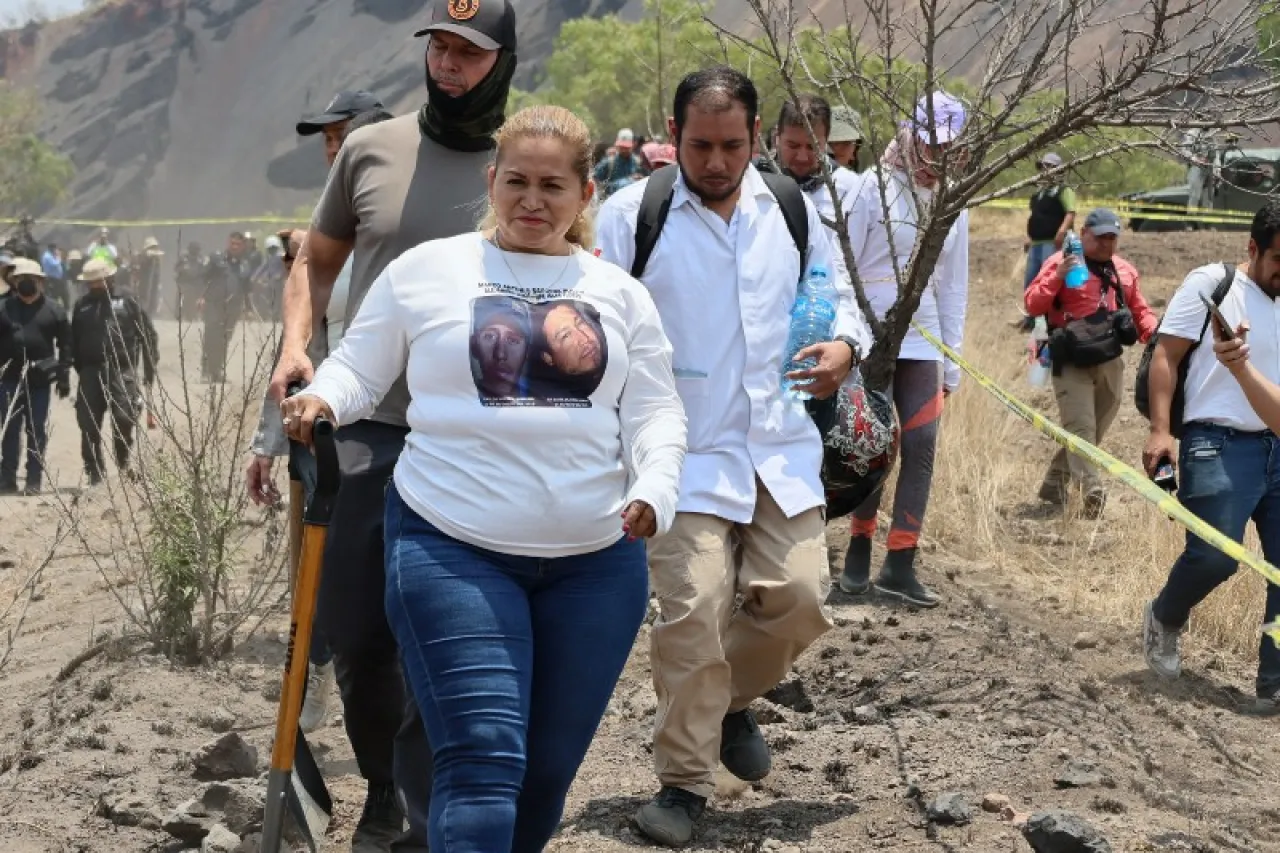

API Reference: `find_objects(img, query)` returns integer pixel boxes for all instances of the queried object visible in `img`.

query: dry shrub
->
[49,313,289,664]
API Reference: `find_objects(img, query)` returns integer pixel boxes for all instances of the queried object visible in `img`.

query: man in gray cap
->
[827,105,865,172]
[268,1,519,848]
[1024,207,1158,517]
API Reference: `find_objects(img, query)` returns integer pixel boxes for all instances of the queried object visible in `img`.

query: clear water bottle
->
[1028,316,1051,387]
[783,265,839,400]
[1061,231,1088,289]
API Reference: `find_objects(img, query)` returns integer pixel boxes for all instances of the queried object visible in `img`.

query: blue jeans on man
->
[1024,241,1056,290]
[0,379,52,493]
[1151,423,1280,698]
[383,485,648,853]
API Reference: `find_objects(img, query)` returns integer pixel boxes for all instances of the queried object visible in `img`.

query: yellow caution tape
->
[914,322,1280,647]
[980,196,1254,225]
[0,216,302,227]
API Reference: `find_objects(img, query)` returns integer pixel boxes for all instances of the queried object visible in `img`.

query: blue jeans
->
[1024,241,1055,290]
[1152,423,1280,697]
[0,379,52,489]
[383,486,648,853]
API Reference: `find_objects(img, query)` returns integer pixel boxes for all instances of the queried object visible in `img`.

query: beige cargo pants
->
[646,479,832,798]
[1042,358,1124,493]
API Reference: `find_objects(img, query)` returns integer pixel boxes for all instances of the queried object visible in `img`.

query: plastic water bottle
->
[783,265,839,400]
[1061,231,1088,289]
[1028,316,1051,387]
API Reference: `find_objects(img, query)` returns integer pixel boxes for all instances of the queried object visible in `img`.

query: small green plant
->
[52,313,289,665]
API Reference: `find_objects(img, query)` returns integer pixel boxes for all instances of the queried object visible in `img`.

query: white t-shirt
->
[1162,263,1280,432]
[305,232,688,557]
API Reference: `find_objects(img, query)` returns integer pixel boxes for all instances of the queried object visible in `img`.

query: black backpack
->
[1134,263,1235,437]
[630,164,809,280]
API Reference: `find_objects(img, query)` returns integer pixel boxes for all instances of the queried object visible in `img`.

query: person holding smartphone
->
[1142,199,1280,715]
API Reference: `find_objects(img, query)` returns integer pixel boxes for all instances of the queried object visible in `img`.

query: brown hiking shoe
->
[634,786,707,847]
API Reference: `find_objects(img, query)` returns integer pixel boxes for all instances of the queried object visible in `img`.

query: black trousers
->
[75,366,140,478]
[317,419,432,849]
[202,296,237,382]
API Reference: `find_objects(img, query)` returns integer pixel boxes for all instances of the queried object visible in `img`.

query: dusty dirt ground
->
[2,228,1280,853]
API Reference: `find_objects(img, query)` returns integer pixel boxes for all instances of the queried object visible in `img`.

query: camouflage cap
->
[829,106,865,143]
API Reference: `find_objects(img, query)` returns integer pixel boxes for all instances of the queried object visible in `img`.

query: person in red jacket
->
[1025,208,1158,517]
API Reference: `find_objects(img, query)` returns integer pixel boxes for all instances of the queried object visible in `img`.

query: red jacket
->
[1025,251,1158,343]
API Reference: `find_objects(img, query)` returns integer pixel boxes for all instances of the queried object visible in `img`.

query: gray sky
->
[0,0,80,23]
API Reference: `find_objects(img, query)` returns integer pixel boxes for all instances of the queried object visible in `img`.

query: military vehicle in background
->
[1122,134,1277,232]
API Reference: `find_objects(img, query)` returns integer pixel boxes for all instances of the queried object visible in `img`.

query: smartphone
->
[1153,457,1177,493]
[1200,292,1236,341]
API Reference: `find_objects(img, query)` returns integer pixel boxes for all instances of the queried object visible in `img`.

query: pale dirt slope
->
[1,226,1279,852]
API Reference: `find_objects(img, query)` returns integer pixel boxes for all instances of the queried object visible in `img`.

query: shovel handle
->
[267,386,340,799]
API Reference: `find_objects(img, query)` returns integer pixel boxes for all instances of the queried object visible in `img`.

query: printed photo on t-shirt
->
[469,294,608,408]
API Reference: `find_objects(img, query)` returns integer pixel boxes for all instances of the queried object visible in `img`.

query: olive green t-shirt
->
[312,113,492,427]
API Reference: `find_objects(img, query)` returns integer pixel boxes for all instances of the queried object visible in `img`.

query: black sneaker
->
[634,786,707,847]
[0,480,18,496]
[720,708,771,781]
[874,548,941,608]
[839,537,872,595]
[351,782,405,852]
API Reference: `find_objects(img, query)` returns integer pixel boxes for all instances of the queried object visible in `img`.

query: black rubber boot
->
[874,548,941,608]
[634,786,708,847]
[839,537,872,595]
[720,708,771,781]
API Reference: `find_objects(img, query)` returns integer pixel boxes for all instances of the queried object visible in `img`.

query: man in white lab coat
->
[597,66,870,846]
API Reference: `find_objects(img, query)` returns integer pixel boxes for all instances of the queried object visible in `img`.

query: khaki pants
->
[646,480,832,798]
[1043,358,1124,492]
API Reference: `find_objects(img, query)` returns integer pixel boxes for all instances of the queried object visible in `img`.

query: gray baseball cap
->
[1084,208,1122,236]
[297,90,385,136]
[829,106,865,143]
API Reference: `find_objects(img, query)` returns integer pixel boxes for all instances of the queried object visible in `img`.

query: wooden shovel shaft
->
[269,524,327,770]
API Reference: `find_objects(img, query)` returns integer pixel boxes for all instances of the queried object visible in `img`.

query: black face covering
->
[782,168,825,193]
[15,279,38,298]
[418,50,517,152]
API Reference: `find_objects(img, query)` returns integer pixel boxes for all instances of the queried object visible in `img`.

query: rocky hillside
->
[0,0,636,231]
[0,0,1257,239]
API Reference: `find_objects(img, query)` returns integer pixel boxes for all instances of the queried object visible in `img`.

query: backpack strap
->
[1196,262,1236,342]
[630,165,811,279]
[631,165,680,280]
[761,171,811,274]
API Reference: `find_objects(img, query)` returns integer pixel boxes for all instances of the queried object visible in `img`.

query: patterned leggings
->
[849,359,944,551]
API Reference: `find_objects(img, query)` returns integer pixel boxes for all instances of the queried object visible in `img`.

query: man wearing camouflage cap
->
[828,105,865,172]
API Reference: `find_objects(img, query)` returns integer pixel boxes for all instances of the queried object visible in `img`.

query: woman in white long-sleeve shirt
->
[838,92,971,608]
[281,105,687,853]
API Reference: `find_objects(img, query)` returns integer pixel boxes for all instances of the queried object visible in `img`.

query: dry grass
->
[899,209,1269,677]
